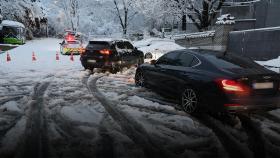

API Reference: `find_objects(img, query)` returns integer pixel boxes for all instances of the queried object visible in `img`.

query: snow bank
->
[0,38,83,74]
[133,38,174,47]
[216,14,235,25]
[170,31,215,40]
[133,38,185,60]
[0,101,22,113]
[256,56,280,73]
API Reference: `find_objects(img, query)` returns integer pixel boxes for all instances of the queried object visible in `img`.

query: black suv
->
[80,39,144,72]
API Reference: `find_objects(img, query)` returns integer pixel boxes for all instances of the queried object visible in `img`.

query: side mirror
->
[59,43,62,45]
[150,60,157,65]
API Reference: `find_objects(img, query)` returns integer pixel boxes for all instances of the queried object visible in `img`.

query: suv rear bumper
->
[80,57,122,69]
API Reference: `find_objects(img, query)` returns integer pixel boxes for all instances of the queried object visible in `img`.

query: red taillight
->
[99,49,112,55]
[216,79,249,95]
[66,35,75,41]
[221,79,244,92]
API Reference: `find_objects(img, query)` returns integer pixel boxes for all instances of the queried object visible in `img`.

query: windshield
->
[2,26,19,38]
[87,41,110,50]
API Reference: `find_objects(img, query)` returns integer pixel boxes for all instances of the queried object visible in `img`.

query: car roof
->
[89,38,129,43]
[177,49,225,58]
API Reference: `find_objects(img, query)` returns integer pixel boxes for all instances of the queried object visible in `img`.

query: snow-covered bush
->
[0,0,47,39]
[216,14,235,25]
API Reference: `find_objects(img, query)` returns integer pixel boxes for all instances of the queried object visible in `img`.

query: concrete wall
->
[175,25,234,51]
[228,27,280,60]
[222,0,280,31]
[222,5,254,20]
[262,0,280,27]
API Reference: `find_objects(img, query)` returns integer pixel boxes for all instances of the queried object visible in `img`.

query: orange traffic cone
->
[6,52,11,62]
[56,51,60,61]
[32,52,37,61]
[70,52,74,61]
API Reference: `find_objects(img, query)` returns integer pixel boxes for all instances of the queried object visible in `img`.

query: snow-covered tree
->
[163,0,225,31]
[60,0,80,31]
[113,0,138,36]
[0,0,47,38]
[134,0,168,31]
[188,0,225,31]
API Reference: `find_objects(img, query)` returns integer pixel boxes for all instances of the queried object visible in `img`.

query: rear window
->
[88,41,110,50]
[206,54,262,69]
[123,41,134,49]
[178,53,200,67]
[157,51,180,65]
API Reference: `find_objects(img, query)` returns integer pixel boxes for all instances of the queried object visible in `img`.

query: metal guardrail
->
[167,31,215,40]
[223,0,261,6]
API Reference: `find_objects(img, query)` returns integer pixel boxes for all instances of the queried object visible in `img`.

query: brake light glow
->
[222,79,244,92]
[100,49,112,55]
[66,35,75,41]
[216,79,248,94]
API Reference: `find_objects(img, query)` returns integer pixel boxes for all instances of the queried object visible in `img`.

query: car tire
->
[110,68,119,74]
[181,87,199,114]
[135,70,145,87]
[83,65,94,71]
[145,53,153,59]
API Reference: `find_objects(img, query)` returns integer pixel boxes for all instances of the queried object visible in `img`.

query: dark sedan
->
[135,49,280,114]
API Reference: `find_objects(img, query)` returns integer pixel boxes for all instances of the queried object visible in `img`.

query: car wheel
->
[110,68,119,74]
[135,70,145,87]
[83,65,94,71]
[181,87,199,114]
[145,53,153,59]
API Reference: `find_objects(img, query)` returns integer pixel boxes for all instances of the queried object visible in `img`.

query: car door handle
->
[160,69,166,72]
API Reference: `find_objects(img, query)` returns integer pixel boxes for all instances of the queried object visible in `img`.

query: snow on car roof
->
[133,38,175,47]
[138,40,185,53]
[170,31,215,40]
[1,20,25,28]
[89,38,129,42]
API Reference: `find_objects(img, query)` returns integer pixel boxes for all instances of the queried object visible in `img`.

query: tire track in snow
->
[253,113,280,157]
[87,75,174,158]
[50,110,96,158]
[259,112,280,124]
[0,96,23,105]
[95,114,115,158]
[192,114,253,158]
[91,71,245,158]
[238,114,266,158]
[88,70,263,158]
[16,82,50,158]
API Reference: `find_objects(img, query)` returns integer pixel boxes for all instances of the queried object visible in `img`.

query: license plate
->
[87,60,96,63]
[253,82,274,89]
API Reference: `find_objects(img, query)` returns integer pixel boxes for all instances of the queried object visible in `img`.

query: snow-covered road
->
[0,38,280,158]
